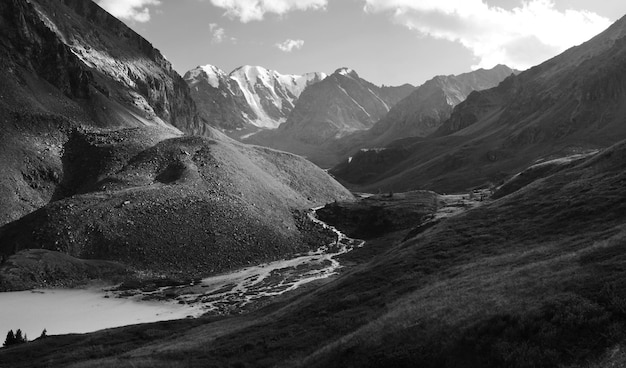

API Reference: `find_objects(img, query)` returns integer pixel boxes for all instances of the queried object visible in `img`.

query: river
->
[0,209,363,338]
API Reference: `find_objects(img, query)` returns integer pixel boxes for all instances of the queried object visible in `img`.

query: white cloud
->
[210,0,327,23]
[209,23,227,43]
[96,0,161,22]
[209,23,237,44]
[276,39,305,52]
[364,0,612,70]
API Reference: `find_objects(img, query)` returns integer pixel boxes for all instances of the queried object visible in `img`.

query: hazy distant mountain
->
[246,67,415,166]
[184,64,326,132]
[343,65,517,149]
[333,15,626,193]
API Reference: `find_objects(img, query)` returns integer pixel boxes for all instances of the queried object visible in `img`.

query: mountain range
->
[186,63,513,170]
[184,64,326,134]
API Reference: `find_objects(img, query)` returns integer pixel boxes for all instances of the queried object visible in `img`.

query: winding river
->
[0,209,363,338]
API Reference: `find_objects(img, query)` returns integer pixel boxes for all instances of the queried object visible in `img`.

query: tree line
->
[3,328,47,348]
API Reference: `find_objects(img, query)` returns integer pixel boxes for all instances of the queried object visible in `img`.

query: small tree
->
[39,328,47,339]
[3,329,28,347]
[15,329,24,343]
[3,330,15,347]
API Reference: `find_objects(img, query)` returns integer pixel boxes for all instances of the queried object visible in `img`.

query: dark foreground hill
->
[0,0,353,289]
[3,112,626,368]
[333,15,626,193]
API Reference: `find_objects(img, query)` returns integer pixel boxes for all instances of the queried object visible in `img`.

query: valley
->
[1,0,626,367]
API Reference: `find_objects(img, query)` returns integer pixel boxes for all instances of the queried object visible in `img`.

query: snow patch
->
[336,67,355,77]
[336,83,371,119]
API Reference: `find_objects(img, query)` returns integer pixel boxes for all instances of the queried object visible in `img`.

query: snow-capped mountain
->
[245,67,415,167]
[184,64,327,131]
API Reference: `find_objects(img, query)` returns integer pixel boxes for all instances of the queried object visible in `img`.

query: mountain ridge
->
[331,64,517,158]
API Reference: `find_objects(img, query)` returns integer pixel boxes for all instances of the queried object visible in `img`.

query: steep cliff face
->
[0,0,207,225]
[184,64,327,133]
[2,0,201,130]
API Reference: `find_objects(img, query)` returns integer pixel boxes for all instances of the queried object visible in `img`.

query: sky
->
[95,0,626,86]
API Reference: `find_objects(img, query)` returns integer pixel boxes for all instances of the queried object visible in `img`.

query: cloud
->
[209,23,232,44]
[275,39,305,52]
[96,0,161,22]
[209,23,237,44]
[364,0,612,70]
[209,0,327,23]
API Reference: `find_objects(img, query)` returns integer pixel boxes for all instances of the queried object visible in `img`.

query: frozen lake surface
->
[0,288,202,339]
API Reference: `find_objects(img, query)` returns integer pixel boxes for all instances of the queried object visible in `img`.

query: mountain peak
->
[185,64,227,88]
[334,67,359,78]
[230,65,271,82]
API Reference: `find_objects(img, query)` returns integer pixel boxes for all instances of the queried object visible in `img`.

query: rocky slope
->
[247,68,414,166]
[184,64,326,133]
[333,15,626,193]
[0,127,352,289]
[0,0,353,288]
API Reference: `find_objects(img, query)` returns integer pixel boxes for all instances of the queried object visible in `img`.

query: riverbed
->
[0,209,363,337]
